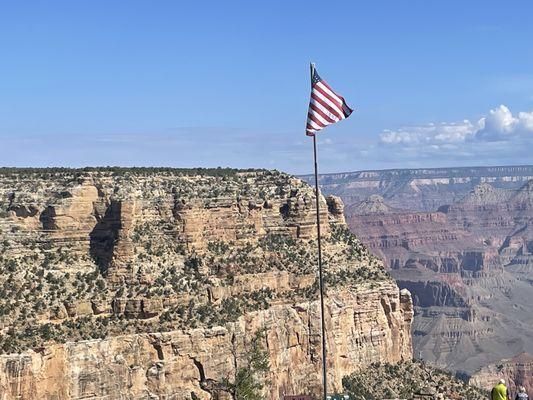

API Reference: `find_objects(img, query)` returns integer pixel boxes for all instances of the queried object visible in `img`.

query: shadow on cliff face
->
[396,280,467,308]
[39,206,57,230]
[89,201,121,276]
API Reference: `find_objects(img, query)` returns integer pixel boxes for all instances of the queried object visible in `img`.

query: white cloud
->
[380,120,478,145]
[518,111,533,131]
[367,104,533,168]
[380,105,533,146]
[476,105,518,140]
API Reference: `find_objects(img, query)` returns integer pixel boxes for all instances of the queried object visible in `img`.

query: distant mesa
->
[349,194,397,215]
[511,179,533,205]
[456,182,511,206]
[442,179,533,210]
[304,164,533,211]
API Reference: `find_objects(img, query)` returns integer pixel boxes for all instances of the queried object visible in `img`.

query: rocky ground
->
[471,353,533,398]
[342,360,488,400]
[0,167,413,400]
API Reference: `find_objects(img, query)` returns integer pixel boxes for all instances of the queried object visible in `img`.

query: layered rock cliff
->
[470,353,533,397]
[0,284,412,400]
[303,165,533,211]
[309,166,533,382]
[0,168,413,399]
[348,182,533,375]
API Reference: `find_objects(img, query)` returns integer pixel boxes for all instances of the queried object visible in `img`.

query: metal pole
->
[307,62,327,399]
[313,133,328,400]
[309,63,328,399]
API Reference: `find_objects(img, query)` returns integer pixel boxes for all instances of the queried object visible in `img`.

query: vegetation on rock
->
[342,360,488,400]
[0,169,390,354]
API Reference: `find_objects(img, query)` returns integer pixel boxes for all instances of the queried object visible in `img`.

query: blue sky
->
[1,1,533,174]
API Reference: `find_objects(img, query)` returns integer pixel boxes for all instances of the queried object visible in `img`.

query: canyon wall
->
[0,168,412,399]
[470,353,533,397]
[0,285,412,400]
[302,165,533,211]
[308,165,533,393]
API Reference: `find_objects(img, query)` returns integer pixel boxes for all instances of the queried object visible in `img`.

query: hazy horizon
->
[2,163,533,177]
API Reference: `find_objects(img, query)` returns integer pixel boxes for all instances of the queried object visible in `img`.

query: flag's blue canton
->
[312,70,322,84]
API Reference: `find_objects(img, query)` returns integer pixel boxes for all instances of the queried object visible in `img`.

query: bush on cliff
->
[220,329,270,400]
[342,360,488,400]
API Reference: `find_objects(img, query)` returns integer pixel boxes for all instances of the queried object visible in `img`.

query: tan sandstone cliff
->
[0,285,412,399]
[0,168,413,399]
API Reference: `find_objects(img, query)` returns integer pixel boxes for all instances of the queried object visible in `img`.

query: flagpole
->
[310,62,328,400]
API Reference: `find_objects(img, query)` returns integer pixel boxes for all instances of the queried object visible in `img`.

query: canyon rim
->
[0,168,413,399]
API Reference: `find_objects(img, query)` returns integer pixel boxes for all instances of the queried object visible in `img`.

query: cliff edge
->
[0,168,413,399]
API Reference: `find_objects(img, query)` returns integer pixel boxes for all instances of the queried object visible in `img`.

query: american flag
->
[306,66,353,136]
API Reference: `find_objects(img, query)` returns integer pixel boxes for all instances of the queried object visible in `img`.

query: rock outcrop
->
[470,353,533,398]
[343,359,488,400]
[348,194,396,215]
[0,284,412,400]
[0,168,413,399]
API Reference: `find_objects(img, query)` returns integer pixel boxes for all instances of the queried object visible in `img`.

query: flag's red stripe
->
[314,88,344,118]
[310,103,336,124]
[308,105,330,126]
[308,113,325,128]
[310,104,336,124]
[315,83,343,109]
[312,92,343,120]
[308,117,325,130]
[306,123,317,135]
[306,121,320,133]
[311,92,343,120]
[307,112,323,125]
[320,80,347,106]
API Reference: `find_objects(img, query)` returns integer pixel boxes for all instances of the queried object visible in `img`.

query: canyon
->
[313,165,533,211]
[304,165,533,394]
[0,168,413,399]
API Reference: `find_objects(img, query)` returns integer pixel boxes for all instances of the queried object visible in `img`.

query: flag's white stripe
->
[307,119,322,131]
[312,88,345,119]
[310,98,340,122]
[316,81,345,109]
[307,111,325,127]
[307,119,323,131]
[309,109,330,127]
